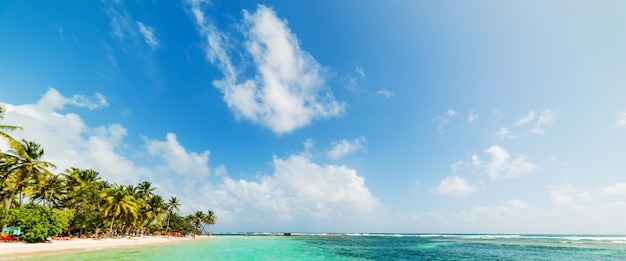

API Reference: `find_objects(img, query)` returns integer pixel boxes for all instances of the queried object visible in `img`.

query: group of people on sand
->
[48,229,202,241]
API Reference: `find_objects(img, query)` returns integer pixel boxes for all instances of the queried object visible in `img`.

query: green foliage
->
[53,209,73,231]
[14,203,67,243]
[169,213,194,235]
[0,207,15,226]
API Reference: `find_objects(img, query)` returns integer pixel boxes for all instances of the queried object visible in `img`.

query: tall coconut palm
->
[203,210,216,234]
[103,184,139,233]
[166,196,181,234]
[31,173,64,208]
[137,181,156,200]
[2,139,56,209]
[61,168,103,211]
[144,195,166,229]
[191,210,204,234]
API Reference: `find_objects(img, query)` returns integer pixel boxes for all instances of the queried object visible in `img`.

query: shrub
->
[14,203,69,243]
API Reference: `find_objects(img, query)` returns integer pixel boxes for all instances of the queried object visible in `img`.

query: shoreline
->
[0,236,210,259]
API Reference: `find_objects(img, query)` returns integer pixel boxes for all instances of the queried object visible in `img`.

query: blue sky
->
[1,0,626,233]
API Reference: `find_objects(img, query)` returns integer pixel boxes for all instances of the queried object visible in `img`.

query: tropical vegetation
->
[0,105,216,242]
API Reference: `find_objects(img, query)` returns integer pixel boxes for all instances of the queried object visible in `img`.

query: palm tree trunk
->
[109,216,116,236]
[166,214,170,236]
[4,183,21,209]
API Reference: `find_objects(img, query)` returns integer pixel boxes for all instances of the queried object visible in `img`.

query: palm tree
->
[0,105,22,153]
[61,168,103,211]
[144,195,166,229]
[137,181,156,200]
[103,184,139,233]
[0,106,23,188]
[2,140,56,209]
[191,210,204,234]
[203,210,216,234]
[31,173,64,208]
[166,196,181,234]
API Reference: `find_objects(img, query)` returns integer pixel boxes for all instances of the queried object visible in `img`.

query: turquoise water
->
[17,234,626,260]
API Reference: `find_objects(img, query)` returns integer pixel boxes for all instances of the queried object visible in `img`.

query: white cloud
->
[187,2,345,134]
[531,109,554,135]
[471,154,481,166]
[515,111,536,126]
[222,153,382,220]
[467,110,479,123]
[1,88,381,231]
[434,109,458,134]
[145,133,210,177]
[104,0,135,41]
[303,138,315,152]
[356,66,365,78]
[603,183,626,196]
[136,21,159,49]
[37,87,108,110]
[104,0,162,84]
[483,146,537,180]
[514,109,554,135]
[449,161,464,173]
[436,176,477,197]
[327,136,366,160]
[549,186,591,206]
[495,127,515,138]
[0,88,140,184]
[615,111,626,128]
[377,89,395,99]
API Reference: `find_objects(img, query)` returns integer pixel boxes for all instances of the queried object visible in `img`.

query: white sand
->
[0,236,207,259]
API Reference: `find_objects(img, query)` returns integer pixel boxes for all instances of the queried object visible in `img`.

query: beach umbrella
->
[2,226,14,232]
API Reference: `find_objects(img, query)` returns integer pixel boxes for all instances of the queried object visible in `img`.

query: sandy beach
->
[0,236,207,259]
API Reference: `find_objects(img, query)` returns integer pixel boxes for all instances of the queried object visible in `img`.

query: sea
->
[17,234,626,260]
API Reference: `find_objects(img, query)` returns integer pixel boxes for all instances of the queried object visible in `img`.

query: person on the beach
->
[94,229,99,240]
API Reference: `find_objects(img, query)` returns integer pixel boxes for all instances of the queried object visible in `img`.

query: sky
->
[1,0,626,234]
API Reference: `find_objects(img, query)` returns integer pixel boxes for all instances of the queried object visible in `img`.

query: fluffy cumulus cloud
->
[221,153,381,221]
[436,176,477,197]
[145,133,210,177]
[479,146,537,180]
[439,146,536,198]
[0,88,141,184]
[187,2,345,134]
[327,136,366,160]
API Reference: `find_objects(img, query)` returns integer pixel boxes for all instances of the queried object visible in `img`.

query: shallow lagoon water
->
[18,234,626,260]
